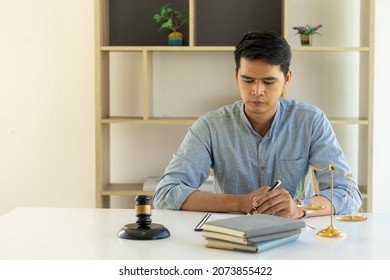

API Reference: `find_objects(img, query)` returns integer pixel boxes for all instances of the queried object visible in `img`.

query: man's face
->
[235,58,291,119]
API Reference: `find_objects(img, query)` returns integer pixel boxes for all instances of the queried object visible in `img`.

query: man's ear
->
[284,69,292,87]
[234,67,238,83]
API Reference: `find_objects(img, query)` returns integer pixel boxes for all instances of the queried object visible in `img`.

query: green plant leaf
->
[167,18,173,27]
[160,5,168,16]
[153,3,189,33]
[161,20,172,29]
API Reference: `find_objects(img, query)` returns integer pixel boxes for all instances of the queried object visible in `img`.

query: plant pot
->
[168,32,183,46]
[300,34,312,46]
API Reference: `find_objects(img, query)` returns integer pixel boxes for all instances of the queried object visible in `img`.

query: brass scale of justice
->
[296,162,367,238]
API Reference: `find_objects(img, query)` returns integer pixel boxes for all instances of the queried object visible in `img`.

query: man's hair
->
[234,31,292,77]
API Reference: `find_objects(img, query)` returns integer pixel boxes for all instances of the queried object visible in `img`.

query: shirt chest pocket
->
[275,158,308,192]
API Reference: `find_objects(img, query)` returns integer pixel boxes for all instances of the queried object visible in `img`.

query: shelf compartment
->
[287,0,371,47]
[289,52,369,120]
[109,125,191,190]
[195,0,282,46]
[109,0,190,46]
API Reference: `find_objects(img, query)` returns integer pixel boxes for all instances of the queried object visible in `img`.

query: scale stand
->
[316,163,346,238]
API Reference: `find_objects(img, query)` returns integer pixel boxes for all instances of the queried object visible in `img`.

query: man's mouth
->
[250,100,265,105]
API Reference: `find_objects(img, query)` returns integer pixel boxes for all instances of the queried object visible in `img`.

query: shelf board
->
[292,46,370,52]
[100,46,370,53]
[101,183,368,199]
[101,183,154,196]
[101,116,197,125]
[101,46,235,52]
[102,117,367,125]
[328,118,369,125]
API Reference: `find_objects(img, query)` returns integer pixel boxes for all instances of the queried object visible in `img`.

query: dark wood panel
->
[195,0,282,46]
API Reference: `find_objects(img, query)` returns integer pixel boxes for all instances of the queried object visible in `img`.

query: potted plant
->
[292,24,322,46]
[153,4,189,46]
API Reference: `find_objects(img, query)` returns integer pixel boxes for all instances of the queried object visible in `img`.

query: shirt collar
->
[239,99,282,139]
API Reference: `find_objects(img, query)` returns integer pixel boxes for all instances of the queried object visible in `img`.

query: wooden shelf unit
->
[95,0,374,211]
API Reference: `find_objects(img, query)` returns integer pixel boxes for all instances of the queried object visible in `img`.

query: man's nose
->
[251,82,264,95]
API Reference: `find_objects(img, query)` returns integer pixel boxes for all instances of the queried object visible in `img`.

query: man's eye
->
[263,80,275,85]
[243,79,254,83]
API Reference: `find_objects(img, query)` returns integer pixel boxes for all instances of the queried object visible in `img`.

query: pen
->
[247,180,282,215]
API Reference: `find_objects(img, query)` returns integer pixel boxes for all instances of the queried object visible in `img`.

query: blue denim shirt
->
[153,99,362,214]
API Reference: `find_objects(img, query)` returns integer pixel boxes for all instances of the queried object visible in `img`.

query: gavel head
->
[135,195,152,226]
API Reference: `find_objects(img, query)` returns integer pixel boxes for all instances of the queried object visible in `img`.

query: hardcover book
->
[203,214,305,238]
[202,228,302,245]
[194,212,242,231]
[205,233,300,253]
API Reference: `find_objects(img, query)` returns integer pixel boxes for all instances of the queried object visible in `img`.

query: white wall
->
[0,0,95,215]
[0,0,389,216]
[373,0,390,213]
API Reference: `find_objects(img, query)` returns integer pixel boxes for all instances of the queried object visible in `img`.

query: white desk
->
[0,207,388,260]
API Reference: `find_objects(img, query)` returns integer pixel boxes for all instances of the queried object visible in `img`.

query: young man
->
[153,31,362,219]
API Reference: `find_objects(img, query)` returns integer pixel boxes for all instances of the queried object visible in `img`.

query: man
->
[153,31,362,219]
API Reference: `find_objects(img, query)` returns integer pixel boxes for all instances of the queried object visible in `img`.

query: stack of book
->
[203,214,305,253]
